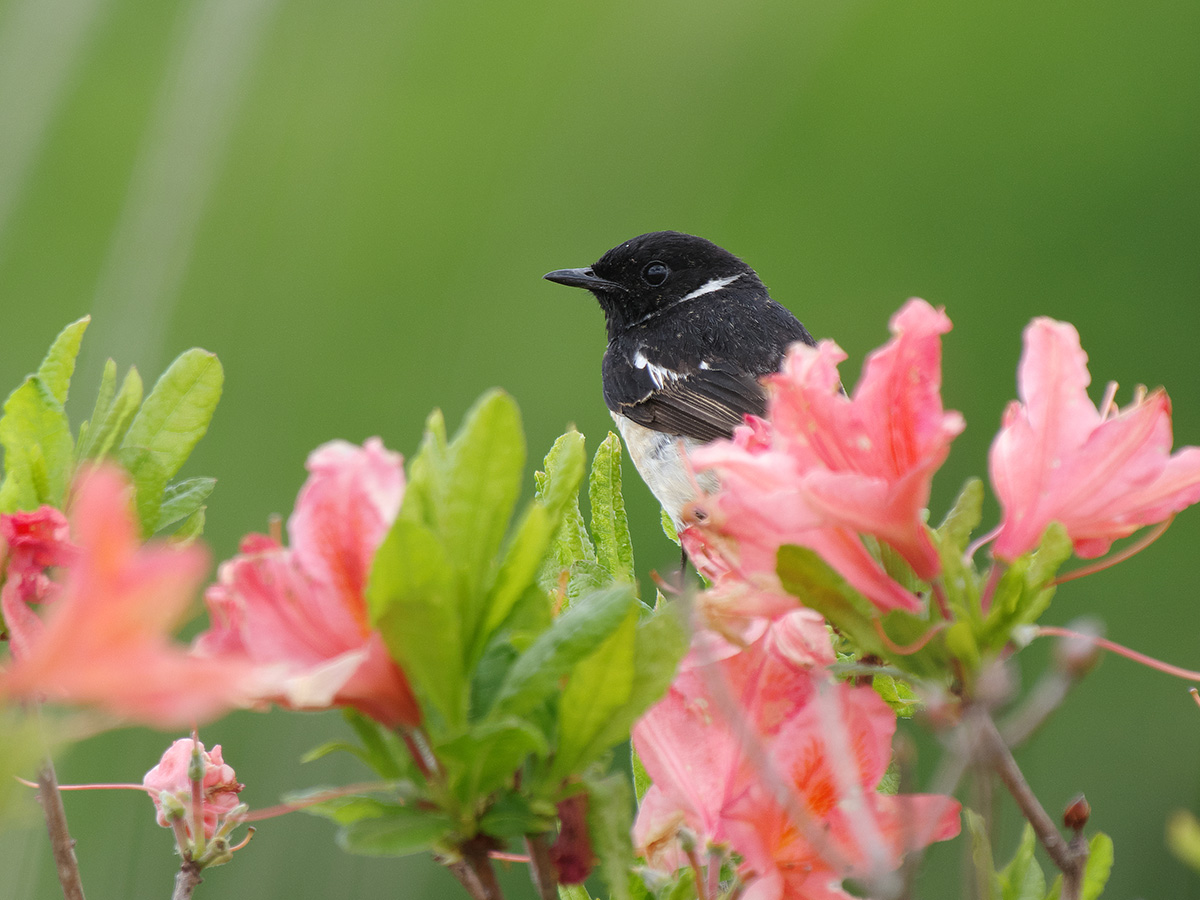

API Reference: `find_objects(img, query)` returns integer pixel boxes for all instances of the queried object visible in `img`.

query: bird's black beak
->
[543,267,625,292]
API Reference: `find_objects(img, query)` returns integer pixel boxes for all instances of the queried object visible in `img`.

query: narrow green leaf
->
[438,390,526,647]
[342,709,412,780]
[553,605,638,777]
[632,745,651,803]
[83,367,143,461]
[480,504,559,657]
[438,718,549,802]
[997,825,1046,900]
[156,477,216,531]
[337,806,454,857]
[76,358,117,459]
[1026,522,1073,591]
[116,349,223,534]
[938,477,984,555]
[490,585,637,721]
[558,885,593,900]
[590,432,635,583]
[479,790,550,838]
[399,407,449,527]
[537,429,587,516]
[36,317,89,406]
[0,378,73,511]
[369,517,466,732]
[962,808,997,900]
[583,771,635,900]
[776,544,886,658]
[584,605,688,758]
[168,507,206,544]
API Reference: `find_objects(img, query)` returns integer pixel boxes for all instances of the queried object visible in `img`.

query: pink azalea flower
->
[990,318,1200,561]
[0,506,74,659]
[688,299,964,613]
[143,738,243,840]
[0,467,251,727]
[633,612,959,898]
[195,438,420,727]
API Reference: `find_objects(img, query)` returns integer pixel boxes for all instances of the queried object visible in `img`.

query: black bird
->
[544,231,817,528]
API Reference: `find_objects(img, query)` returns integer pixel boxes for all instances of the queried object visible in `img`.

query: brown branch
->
[446,847,505,900]
[977,715,1088,899]
[171,862,203,900]
[36,757,86,900]
[522,834,557,900]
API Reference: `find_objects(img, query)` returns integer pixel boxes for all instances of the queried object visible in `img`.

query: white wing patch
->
[633,348,684,390]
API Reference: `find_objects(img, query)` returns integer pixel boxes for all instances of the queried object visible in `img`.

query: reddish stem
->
[37,757,87,900]
[1036,625,1200,681]
[1054,518,1173,584]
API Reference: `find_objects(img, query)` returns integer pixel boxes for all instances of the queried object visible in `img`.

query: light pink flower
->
[195,438,419,727]
[632,612,958,897]
[143,738,243,839]
[688,299,964,613]
[990,318,1200,560]
[0,467,251,727]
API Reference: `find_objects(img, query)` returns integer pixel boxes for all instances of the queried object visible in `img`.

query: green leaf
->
[337,805,454,857]
[998,825,1046,900]
[590,432,635,583]
[632,745,651,803]
[489,585,637,721]
[369,518,466,732]
[438,718,549,802]
[0,377,73,511]
[583,771,635,900]
[168,507,206,544]
[481,503,561,657]
[872,673,918,718]
[583,605,688,759]
[479,790,551,838]
[438,390,526,644]
[776,544,886,658]
[558,885,593,900]
[1168,810,1200,872]
[1026,521,1073,591]
[660,508,679,546]
[156,476,216,531]
[399,408,449,527]
[75,358,116,460]
[342,709,412,780]
[1045,832,1113,900]
[938,477,984,555]
[80,366,143,462]
[963,808,997,900]
[553,604,639,777]
[36,317,89,406]
[116,349,223,534]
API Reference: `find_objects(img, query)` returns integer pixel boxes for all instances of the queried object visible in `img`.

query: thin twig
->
[446,848,505,900]
[522,834,557,900]
[171,862,203,900]
[978,715,1087,899]
[36,757,87,900]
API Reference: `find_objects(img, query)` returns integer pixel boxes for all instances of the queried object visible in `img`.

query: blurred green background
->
[1,0,1198,896]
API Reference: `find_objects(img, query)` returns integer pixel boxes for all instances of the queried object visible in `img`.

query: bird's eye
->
[641,261,670,286]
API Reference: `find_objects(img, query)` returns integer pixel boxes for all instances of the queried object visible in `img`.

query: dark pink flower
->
[143,738,243,839]
[0,506,74,659]
[688,299,964,614]
[632,612,958,898]
[991,318,1200,560]
[0,467,251,727]
[195,439,420,727]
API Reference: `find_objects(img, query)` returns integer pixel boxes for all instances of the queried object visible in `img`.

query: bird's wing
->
[602,356,768,443]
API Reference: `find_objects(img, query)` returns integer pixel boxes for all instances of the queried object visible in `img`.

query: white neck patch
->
[627,272,744,329]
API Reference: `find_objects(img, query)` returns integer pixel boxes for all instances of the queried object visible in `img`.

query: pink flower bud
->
[143,738,243,840]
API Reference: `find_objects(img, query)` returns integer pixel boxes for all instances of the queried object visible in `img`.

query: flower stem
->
[522,834,557,900]
[36,756,87,900]
[171,861,203,900]
[1036,625,1200,681]
[1054,518,1173,584]
[978,715,1087,899]
[446,848,505,900]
